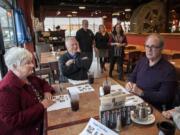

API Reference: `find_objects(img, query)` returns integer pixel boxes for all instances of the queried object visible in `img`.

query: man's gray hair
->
[4,47,32,70]
[65,36,77,47]
[146,33,164,48]
[82,19,88,24]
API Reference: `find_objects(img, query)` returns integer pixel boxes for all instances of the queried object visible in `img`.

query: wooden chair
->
[58,61,68,83]
[124,51,141,73]
[162,54,172,60]
[125,46,136,50]
[173,81,180,107]
[172,53,180,59]
[48,61,68,83]
[48,61,60,83]
[33,52,52,84]
[35,43,51,61]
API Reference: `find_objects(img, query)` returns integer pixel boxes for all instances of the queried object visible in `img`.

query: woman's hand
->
[41,99,54,108]
[44,92,52,100]
[162,109,176,119]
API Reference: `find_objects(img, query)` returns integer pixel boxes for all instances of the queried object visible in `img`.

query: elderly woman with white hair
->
[0,47,54,135]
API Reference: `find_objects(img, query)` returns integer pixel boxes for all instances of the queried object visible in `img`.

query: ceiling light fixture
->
[79,6,86,9]
[72,11,77,14]
[67,14,72,17]
[125,8,131,12]
[102,16,107,19]
[112,12,120,16]
[56,11,61,15]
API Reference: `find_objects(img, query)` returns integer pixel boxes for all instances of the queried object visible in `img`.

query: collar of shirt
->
[82,28,88,32]
[68,52,77,59]
[3,70,26,89]
[145,57,163,69]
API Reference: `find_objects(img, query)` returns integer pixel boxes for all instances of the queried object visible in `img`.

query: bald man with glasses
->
[125,34,177,111]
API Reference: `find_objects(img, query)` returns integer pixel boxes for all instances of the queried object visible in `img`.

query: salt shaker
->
[99,86,104,97]
[115,114,121,132]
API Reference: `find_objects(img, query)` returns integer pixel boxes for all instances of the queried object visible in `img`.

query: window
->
[0,6,16,49]
[112,18,130,32]
[44,17,103,36]
[0,1,16,78]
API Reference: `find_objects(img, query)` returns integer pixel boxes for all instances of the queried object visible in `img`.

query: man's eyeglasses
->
[145,45,162,50]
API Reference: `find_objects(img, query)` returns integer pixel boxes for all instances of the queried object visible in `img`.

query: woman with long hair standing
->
[95,25,109,73]
[109,23,127,80]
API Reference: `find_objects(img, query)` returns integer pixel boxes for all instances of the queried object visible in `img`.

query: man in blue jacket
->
[59,37,91,80]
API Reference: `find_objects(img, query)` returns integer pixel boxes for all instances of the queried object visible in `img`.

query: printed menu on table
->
[79,118,118,135]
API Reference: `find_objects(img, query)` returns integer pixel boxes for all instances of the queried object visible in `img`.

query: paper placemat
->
[67,84,94,94]
[47,94,71,111]
[125,95,144,106]
[68,79,88,85]
[111,84,130,94]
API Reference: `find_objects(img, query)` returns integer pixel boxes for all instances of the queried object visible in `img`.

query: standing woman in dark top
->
[95,25,109,73]
[109,24,127,80]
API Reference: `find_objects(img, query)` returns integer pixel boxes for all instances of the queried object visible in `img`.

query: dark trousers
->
[109,56,124,79]
[81,52,93,70]
[100,57,107,69]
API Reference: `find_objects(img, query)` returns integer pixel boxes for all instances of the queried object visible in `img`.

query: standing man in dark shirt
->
[125,34,177,110]
[76,19,94,66]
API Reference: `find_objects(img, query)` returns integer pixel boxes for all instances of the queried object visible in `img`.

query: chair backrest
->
[172,53,180,59]
[48,61,60,83]
[163,54,172,60]
[58,60,68,83]
[33,52,41,68]
[125,46,136,50]
[40,44,51,52]
[129,51,141,62]
[173,81,180,107]
[35,43,50,60]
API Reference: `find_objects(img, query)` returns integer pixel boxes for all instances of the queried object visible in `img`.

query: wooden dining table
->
[44,77,180,135]
[40,51,66,65]
[126,44,180,57]
[169,59,180,80]
[170,59,180,69]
